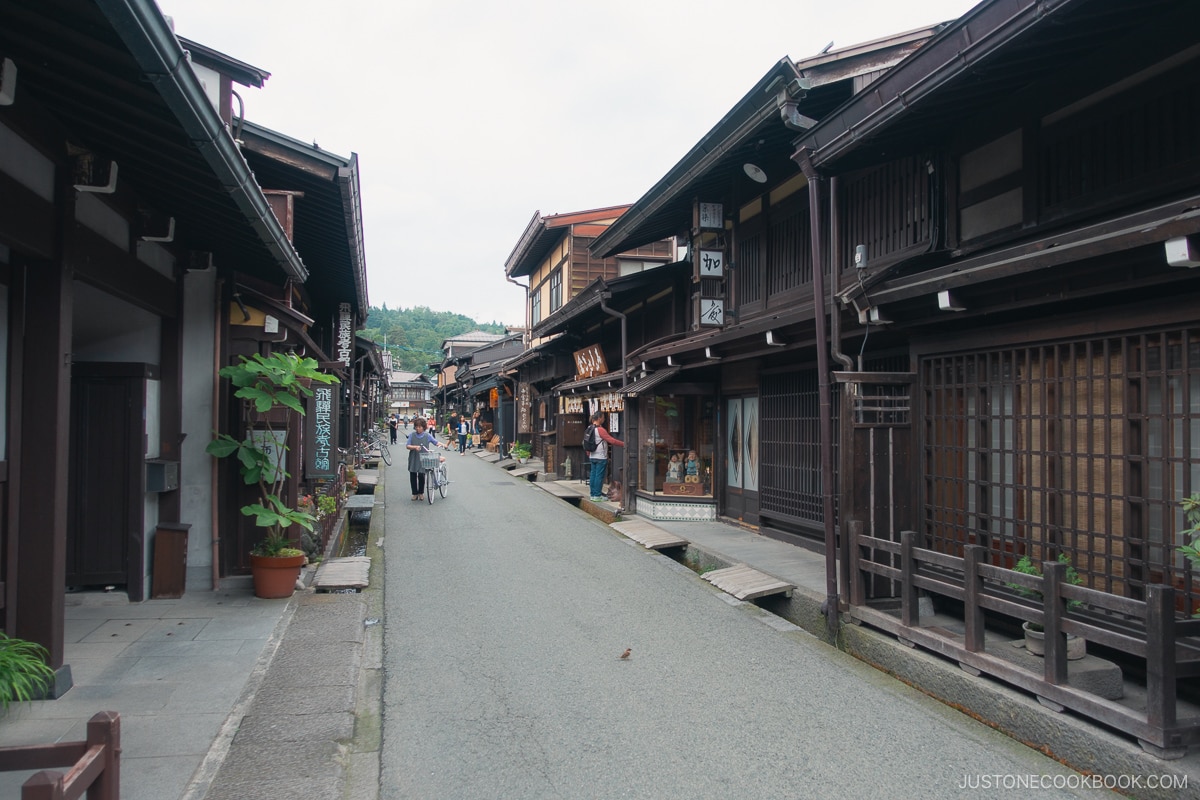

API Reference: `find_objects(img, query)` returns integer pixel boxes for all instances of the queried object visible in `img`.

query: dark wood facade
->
[587,0,1200,754]
[0,1,371,690]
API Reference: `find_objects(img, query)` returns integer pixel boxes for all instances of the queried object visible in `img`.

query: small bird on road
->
[618,648,632,660]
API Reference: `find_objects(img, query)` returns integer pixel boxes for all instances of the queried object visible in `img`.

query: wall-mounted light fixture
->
[743,163,768,183]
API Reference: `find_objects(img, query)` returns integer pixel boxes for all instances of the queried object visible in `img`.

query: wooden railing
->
[849,526,1200,758]
[0,711,120,798]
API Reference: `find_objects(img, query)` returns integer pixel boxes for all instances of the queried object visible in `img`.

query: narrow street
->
[379,455,1109,799]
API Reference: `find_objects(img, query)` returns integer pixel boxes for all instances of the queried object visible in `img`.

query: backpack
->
[582,424,598,453]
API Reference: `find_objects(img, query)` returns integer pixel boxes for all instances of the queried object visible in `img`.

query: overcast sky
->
[160,0,979,328]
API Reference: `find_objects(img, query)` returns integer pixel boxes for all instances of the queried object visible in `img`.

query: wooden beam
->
[0,170,53,258]
[69,224,176,318]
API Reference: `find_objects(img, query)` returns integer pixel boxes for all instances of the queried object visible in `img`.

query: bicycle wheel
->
[426,468,436,504]
[379,442,392,466]
[438,464,448,498]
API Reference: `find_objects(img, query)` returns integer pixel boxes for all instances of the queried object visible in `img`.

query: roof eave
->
[591,57,801,259]
[98,0,307,282]
[795,0,1082,170]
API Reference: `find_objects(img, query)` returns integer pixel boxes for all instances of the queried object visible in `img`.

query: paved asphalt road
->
[380,453,1112,800]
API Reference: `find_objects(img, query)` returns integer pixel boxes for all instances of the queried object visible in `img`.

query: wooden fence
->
[849,525,1200,758]
[0,711,119,799]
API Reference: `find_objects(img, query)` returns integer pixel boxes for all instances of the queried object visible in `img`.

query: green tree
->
[365,306,505,375]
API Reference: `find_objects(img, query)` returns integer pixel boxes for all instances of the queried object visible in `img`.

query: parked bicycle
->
[420,447,449,504]
[362,429,392,466]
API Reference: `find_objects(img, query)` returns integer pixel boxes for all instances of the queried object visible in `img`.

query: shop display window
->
[638,394,714,497]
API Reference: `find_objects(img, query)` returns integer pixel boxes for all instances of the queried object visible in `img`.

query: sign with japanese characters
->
[697,202,723,230]
[698,248,725,278]
[249,429,287,483]
[699,298,724,327]
[573,344,608,379]
[305,385,338,478]
[518,381,532,434]
[337,302,353,367]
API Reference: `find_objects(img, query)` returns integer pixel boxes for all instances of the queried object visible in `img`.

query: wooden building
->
[592,29,936,536]
[504,206,674,478]
[0,0,370,692]
[593,0,1200,756]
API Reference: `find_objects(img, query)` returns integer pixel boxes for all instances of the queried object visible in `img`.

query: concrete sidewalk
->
[0,579,293,800]
[0,490,386,800]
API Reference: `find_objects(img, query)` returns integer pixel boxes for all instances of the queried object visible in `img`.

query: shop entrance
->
[723,396,759,522]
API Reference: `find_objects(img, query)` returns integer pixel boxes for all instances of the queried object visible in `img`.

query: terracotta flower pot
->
[249,553,305,599]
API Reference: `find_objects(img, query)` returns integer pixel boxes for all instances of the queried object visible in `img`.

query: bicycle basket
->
[419,452,441,470]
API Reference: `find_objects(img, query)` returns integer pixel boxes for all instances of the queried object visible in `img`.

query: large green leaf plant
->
[0,632,56,712]
[206,352,338,557]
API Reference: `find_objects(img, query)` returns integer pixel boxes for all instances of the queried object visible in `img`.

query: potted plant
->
[0,632,56,713]
[206,351,338,599]
[511,441,532,464]
[1008,552,1086,659]
[317,493,338,520]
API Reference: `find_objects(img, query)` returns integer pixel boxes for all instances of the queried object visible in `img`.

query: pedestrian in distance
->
[585,410,623,502]
[405,417,441,500]
[388,413,398,445]
[457,415,470,454]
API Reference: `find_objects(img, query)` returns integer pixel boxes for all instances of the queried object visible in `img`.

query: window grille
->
[922,329,1200,610]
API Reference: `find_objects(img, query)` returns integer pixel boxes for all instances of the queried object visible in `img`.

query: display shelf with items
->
[638,395,713,498]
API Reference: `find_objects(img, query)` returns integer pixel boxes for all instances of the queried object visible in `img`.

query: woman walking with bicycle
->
[404,417,441,501]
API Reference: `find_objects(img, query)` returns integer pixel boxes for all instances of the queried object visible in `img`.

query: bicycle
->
[419,447,449,504]
[363,429,393,466]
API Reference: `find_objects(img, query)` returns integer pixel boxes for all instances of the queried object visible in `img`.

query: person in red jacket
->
[587,411,623,501]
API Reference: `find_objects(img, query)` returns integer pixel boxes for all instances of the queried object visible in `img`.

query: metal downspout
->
[829,177,853,372]
[829,176,854,607]
[797,148,839,633]
[211,277,223,591]
[506,276,529,347]
[600,292,628,505]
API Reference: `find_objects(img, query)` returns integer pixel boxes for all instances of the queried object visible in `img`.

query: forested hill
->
[362,306,507,374]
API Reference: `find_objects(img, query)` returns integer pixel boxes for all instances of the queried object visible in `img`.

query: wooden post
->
[1043,560,1067,685]
[1145,584,1176,732]
[848,520,864,607]
[21,771,64,800]
[87,710,120,800]
[963,545,986,652]
[901,530,918,627]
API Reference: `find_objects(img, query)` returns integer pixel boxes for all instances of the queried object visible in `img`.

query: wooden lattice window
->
[922,329,1200,609]
[760,369,837,525]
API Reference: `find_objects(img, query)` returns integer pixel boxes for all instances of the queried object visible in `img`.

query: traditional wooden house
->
[0,0,369,692]
[214,119,372,575]
[528,263,693,508]
[596,0,1200,756]
[431,330,510,431]
[451,333,525,448]
[591,29,938,536]
[504,206,675,477]
[389,370,435,420]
